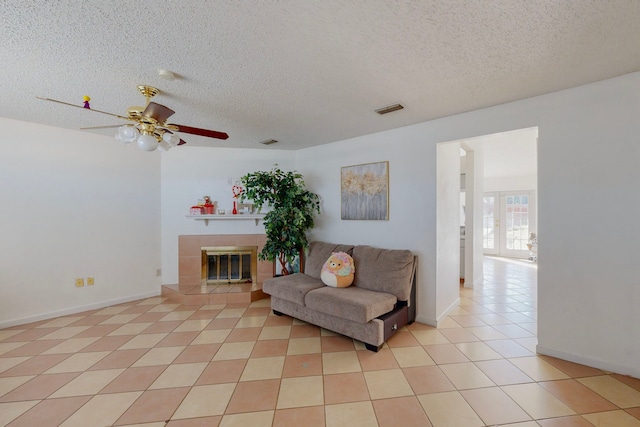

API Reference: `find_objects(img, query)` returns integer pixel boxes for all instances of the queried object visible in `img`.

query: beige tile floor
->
[1,256,640,426]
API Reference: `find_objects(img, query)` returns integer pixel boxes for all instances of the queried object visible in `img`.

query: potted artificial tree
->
[240,166,320,275]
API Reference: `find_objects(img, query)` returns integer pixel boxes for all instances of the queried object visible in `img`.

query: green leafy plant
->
[240,166,320,275]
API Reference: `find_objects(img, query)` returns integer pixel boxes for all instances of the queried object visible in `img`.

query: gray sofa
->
[262,241,417,352]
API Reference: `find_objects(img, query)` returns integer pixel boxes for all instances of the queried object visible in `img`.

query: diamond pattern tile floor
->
[1,256,639,426]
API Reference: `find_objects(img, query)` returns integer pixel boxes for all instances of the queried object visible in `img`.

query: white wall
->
[535,76,640,377]
[436,142,462,317]
[160,147,296,284]
[463,147,486,286]
[294,72,640,376]
[0,118,161,327]
[484,175,536,193]
[295,128,439,323]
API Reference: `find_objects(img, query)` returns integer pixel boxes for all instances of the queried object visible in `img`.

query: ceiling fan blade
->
[36,96,130,120]
[142,102,175,123]
[80,124,122,130]
[171,124,229,140]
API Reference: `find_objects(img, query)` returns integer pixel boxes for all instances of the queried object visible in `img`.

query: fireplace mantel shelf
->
[185,214,265,226]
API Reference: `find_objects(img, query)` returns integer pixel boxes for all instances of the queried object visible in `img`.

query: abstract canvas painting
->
[341,161,389,220]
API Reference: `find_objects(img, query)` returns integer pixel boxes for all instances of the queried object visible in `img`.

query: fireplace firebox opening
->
[201,246,258,285]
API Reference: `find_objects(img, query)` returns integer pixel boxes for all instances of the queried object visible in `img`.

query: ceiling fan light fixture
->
[163,132,181,147]
[158,139,171,152]
[115,132,128,144]
[38,84,228,152]
[137,133,159,151]
[117,125,140,143]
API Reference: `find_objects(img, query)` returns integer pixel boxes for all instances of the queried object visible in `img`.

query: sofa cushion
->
[262,273,324,306]
[305,241,354,279]
[352,245,414,301]
[304,286,397,323]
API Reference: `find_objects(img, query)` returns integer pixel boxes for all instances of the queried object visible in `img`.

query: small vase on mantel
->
[231,184,243,215]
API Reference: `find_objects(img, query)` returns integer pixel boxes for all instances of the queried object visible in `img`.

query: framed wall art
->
[341,161,389,220]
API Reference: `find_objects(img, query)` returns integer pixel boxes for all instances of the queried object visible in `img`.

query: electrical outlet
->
[87,277,94,286]
[75,278,84,287]
[156,269,162,277]
[227,177,233,185]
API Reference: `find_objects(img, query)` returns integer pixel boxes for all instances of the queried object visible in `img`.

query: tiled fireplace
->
[161,234,273,304]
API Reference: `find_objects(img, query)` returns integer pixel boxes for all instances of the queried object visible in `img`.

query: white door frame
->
[483,192,499,256]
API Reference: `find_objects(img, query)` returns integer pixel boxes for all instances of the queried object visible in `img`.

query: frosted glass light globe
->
[117,126,139,143]
[163,132,181,147]
[115,132,128,144]
[158,139,171,152]
[137,134,158,151]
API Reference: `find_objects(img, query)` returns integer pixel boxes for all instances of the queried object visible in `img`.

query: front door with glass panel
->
[483,191,535,258]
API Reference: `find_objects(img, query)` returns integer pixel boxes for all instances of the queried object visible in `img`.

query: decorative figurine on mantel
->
[203,196,214,214]
[232,184,243,215]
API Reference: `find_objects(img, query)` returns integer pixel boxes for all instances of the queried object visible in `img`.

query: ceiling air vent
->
[375,103,404,115]
[260,139,278,145]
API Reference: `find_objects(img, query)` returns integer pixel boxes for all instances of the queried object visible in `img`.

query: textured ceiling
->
[2,1,640,150]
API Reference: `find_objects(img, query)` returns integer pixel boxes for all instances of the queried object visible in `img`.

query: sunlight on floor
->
[485,256,538,270]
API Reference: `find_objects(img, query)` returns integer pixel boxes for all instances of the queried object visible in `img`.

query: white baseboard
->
[537,345,640,379]
[415,315,437,327]
[0,291,161,329]
[415,297,461,328]
[437,297,461,325]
